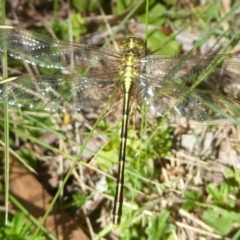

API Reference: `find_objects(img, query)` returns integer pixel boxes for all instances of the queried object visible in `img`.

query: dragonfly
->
[1,25,240,227]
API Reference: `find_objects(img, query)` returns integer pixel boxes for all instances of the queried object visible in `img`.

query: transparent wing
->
[139,54,240,125]
[141,53,240,81]
[0,26,120,73]
[0,74,119,112]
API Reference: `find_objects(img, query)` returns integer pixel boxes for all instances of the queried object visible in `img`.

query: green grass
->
[1,0,10,231]
[1,0,240,239]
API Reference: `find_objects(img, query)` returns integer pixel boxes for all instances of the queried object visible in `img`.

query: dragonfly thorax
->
[118,36,144,81]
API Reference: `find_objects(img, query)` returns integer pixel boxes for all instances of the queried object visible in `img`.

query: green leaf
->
[72,0,89,11]
[145,211,175,239]
[184,190,202,201]
[71,13,87,38]
[72,0,101,12]
[72,192,86,207]
[206,183,220,199]
[195,2,220,22]
[116,0,136,15]
[138,3,167,26]
[202,209,234,236]
[11,213,26,233]
[206,182,237,208]
[1,213,46,239]
[225,168,240,184]
[147,29,181,54]
[96,149,118,171]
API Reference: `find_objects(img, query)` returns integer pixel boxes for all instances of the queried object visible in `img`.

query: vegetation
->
[1,0,240,239]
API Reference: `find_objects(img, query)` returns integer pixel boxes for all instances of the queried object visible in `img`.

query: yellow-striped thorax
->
[118,36,145,86]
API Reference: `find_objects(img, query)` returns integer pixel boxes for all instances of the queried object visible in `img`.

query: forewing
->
[0,26,120,74]
[141,53,240,77]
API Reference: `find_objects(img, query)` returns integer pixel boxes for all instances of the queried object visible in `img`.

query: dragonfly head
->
[119,36,145,51]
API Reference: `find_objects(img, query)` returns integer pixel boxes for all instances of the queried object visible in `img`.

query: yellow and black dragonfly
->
[1,25,240,226]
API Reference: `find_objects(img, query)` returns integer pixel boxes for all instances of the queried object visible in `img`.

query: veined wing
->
[0,26,120,73]
[141,81,240,125]
[0,74,120,112]
[141,53,240,81]
[139,54,240,125]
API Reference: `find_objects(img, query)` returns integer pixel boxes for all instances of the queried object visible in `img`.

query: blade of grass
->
[1,0,10,224]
